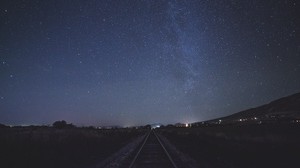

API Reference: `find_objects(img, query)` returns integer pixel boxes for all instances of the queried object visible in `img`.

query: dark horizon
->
[1,0,299,126]
[0,91,297,128]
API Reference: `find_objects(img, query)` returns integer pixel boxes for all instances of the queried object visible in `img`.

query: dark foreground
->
[0,126,146,168]
[1,123,300,168]
[158,123,300,168]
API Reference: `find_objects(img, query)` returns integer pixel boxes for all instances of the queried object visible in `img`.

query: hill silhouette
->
[196,92,300,125]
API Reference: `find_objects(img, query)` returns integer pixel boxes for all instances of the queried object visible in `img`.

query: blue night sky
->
[0,0,299,126]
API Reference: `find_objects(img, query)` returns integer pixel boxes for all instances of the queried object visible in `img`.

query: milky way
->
[0,0,299,126]
[163,0,201,93]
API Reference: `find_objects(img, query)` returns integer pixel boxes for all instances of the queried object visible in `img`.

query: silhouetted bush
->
[0,123,9,128]
[52,120,74,129]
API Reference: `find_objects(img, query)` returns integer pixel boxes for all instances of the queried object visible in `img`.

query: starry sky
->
[0,0,299,126]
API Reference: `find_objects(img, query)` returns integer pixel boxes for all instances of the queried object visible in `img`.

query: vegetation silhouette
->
[52,120,74,129]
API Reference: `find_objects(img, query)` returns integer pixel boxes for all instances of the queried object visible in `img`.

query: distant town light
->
[185,123,189,127]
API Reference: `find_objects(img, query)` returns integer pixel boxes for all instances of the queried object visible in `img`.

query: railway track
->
[128,130,178,168]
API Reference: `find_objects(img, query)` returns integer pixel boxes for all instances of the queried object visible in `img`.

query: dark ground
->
[1,123,300,168]
[157,123,300,168]
[0,127,146,168]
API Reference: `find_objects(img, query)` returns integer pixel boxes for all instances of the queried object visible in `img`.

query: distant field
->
[0,127,147,168]
[158,123,300,168]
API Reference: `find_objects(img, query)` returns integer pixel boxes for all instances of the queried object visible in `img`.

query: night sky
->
[1,0,299,126]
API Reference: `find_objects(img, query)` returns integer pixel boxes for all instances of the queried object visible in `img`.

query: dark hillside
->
[195,92,300,125]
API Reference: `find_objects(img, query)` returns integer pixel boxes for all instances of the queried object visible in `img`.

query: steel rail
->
[153,130,178,168]
[128,131,151,168]
[128,130,178,168]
